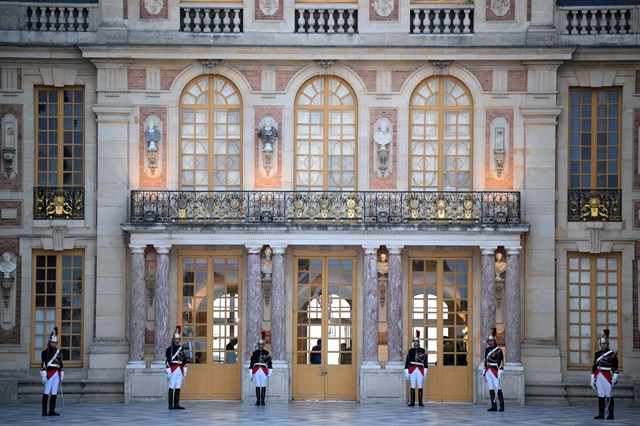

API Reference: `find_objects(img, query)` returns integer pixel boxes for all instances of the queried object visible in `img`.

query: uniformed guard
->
[403,330,428,407]
[591,329,619,420]
[483,328,505,412]
[249,331,273,406]
[165,325,188,410]
[40,327,64,416]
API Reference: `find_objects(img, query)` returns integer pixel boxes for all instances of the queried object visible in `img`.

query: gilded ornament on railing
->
[129,190,521,225]
[567,189,621,222]
[34,187,84,220]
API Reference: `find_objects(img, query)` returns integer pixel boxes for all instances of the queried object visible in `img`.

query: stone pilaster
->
[480,247,496,355]
[505,247,522,364]
[128,246,146,365]
[387,246,403,364]
[271,246,286,361]
[362,246,379,365]
[153,246,170,363]
[246,246,263,357]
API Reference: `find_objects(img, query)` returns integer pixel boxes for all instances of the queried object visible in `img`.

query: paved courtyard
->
[2,401,640,426]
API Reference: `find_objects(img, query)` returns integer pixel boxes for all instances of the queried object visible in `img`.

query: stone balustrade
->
[24,3,96,32]
[180,5,243,33]
[294,5,358,33]
[409,4,474,34]
[556,5,637,34]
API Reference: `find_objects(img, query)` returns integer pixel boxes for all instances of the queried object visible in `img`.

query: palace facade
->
[0,0,639,406]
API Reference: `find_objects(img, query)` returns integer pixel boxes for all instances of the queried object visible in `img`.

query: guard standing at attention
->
[591,329,619,420]
[40,327,64,416]
[166,325,188,410]
[404,330,428,407]
[483,328,505,412]
[250,331,273,406]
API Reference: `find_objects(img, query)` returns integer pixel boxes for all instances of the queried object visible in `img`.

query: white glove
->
[612,373,618,385]
[403,369,409,380]
[497,370,503,380]
[482,374,487,382]
[250,371,254,381]
[183,366,188,378]
[423,369,428,379]
[165,367,171,380]
[40,371,47,384]
[268,369,273,377]
[590,373,596,389]
[60,371,64,382]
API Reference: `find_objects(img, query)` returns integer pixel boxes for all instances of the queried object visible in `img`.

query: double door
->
[293,255,356,400]
[178,251,242,399]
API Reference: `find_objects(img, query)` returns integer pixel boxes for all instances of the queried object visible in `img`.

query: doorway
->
[178,251,242,399]
[409,253,472,402]
[293,254,357,400]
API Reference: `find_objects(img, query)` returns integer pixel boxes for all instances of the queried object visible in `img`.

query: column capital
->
[479,246,497,256]
[129,245,146,254]
[362,246,378,255]
[245,245,262,254]
[506,247,521,256]
[154,245,171,255]
[270,245,287,255]
[387,246,404,255]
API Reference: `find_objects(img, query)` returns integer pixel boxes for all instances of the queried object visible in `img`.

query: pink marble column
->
[480,247,496,355]
[153,246,170,362]
[363,247,379,364]
[505,248,521,364]
[271,246,286,361]
[246,246,263,358]
[387,246,403,363]
[129,246,146,364]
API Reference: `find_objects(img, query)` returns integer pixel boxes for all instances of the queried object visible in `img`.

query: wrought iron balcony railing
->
[567,189,621,222]
[34,187,85,220]
[129,190,520,226]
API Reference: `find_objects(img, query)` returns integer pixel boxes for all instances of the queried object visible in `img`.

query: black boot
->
[487,390,497,411]
[168,389,174,409]
[497,389,504,412]
[408,388,415,406]
[255,387,261,406]
[594,397,605,419]
[606,397,614,420]
[261,387,266,406]
[49,395,60,416]
[42,394,48,416]
[174,389,185,409]
[418,388,424,407]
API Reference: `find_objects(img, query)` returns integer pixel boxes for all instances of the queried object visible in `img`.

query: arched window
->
[409,76,473,191]
[295,76,357,191]
[180,75,242,190]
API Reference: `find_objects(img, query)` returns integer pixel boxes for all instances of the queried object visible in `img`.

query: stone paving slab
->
[2,401,639,425]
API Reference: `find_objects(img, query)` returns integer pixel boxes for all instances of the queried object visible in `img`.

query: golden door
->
[178,253,242,399]
[293,256,356,400]
[409,255,472,402]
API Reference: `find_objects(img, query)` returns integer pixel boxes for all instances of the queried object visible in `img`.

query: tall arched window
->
[295,76,357,191]
[409,76,473,191]
[180,75,242,190]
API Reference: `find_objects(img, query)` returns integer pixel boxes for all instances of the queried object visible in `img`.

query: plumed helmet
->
[412,330,420,343]
[599,329,609,345]
[49,327,58,343]
[258,331,266,345]
[173,325,181,339]
[487,328,497,342]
